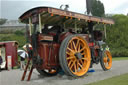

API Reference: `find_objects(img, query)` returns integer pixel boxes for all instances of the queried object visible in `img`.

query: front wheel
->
[100,50,112,71]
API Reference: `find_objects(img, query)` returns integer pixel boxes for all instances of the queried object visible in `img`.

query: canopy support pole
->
[39,14,42,33]
[104,24,106,39]
[29,17,32,36]
[75,19,77,32]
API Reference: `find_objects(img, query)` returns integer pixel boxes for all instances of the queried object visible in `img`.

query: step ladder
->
[21,59,34,81]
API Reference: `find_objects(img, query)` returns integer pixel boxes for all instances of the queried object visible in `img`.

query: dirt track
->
[0,60,128,85]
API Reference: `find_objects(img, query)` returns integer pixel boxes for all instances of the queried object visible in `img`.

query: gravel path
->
[0,60,128,85]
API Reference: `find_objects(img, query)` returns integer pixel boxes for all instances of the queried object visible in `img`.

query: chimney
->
[86,0,92,15]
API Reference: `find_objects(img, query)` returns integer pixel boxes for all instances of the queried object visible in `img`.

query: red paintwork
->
[59,32,72,42]
[37,34,60,69]
[0,41,18,69]
[38,43,60,69]
[94,49,98,57]
[36,33,92,70]
[88,42,94,47]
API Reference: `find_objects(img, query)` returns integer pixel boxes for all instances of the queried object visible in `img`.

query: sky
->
[0,0,128,20]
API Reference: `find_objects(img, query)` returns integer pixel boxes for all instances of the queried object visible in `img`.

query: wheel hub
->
[75,53,82,60]
[107,58,110,62]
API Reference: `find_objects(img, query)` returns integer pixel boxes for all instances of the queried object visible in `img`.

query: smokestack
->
[86,0,92,15]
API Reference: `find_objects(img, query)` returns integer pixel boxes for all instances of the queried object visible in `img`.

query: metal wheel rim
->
[66,36,91,76]
[103,50,112,69]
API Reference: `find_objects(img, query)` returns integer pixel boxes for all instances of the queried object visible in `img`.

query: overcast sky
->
[0,0,128,20]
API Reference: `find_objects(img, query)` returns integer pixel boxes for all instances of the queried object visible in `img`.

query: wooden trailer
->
[0,41,18,70]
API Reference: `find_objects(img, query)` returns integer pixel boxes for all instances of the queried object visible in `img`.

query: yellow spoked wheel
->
[100,50,112,71]
[59,35,91,77]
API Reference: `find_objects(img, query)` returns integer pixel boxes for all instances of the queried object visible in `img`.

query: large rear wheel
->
[59,35,91,77]
[100,50,112,71]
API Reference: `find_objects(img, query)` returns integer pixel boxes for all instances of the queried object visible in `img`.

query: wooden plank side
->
[48,7,114,24]
[19,7,114,25]
[102,18,114,24]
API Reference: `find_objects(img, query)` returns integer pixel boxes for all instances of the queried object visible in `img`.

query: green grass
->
[112,57,128,61]
[0,33,26,48]
[86,73,128,85]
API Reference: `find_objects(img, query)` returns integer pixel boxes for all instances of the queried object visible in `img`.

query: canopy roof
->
[19,7,114,27]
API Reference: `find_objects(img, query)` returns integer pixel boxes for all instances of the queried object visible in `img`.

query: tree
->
[91,0,105,17]
[0,18,7,25]
[106,14,128,57]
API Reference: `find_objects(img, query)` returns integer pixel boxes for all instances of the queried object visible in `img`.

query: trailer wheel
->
[59,35,91,77]
[36,68,59,76]
[100,50,112,71]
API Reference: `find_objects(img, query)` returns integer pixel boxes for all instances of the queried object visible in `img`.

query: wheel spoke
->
[70,63,74,70]
[76,39,80,50]
[81,57,88,61]
[76,60,79,72]
[79,60,84,65]
[78,44,81,52]
[67,47,74,53]
[104,62,107,66]
[107,62,109,65]
[70,42,73,49]
[69,60,76,70]
[103,57,107,63]
[78,62,83,70]
[72,41,77,51]
[66,56,75,60]
[74,61,77,72]
[81,52,86,56]
[66,52,72,55]
[68,60,73,67]
[79,47,86,52]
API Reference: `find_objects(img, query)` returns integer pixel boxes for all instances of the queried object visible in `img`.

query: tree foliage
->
[14,30,24,36]
[106,14,128,57]
[0,34,26,48]
[91,0,105,17]
[0,18,7,25]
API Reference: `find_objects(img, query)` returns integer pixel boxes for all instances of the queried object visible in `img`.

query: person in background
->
[0,49,3,71]
[22,44,32,70]
[20,56,25,70]
[41,24,49,34]
[18,49,28,70]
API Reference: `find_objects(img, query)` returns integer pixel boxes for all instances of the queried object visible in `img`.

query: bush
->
[0,34,26,48]
[106,14,128,57]
[111,48,128,57]
[14,30,24,36]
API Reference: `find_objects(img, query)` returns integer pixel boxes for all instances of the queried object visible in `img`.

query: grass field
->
[0,33,26,48]
[112,57,128,61]
[86,57,128,85]
[86,73,128,85]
